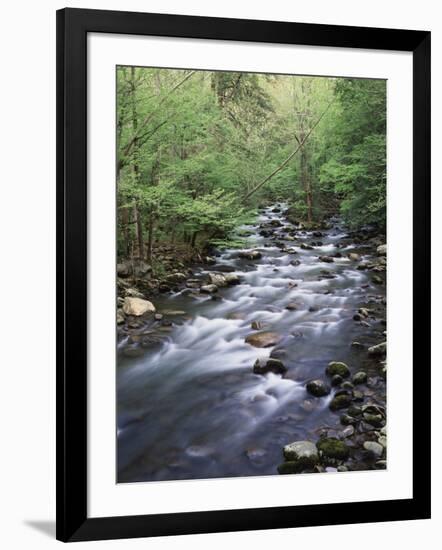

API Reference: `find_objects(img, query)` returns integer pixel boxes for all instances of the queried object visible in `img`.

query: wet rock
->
[368,342,387,357]
[306,379,331,397]
[283,441,319,469]
[331,374,343,387]
[124,287,146,299]
[363,441,383,458]
[358,308,370,318]
[348,405,362,417]
[154,313,163,321]
[330,393,352,411]
[341,381,354,390]
[352,390,364,402]
[352,371,368,385]
[245,332,282,348]
[165,272,187,283]
[239,250,262,260]
[253,358,287,375]
[208,273,227,287]
[317,437,350,461]
[339,425,355,438]
[375,460,387,469]
[372,275,383,285]
[300,243,314,250]
[378,435,387,448]
[122,297,156,317]
[363,413,384,427]
[290,259,301,266]
[377,244,387,256]
[224,273,241,285]
[204,256,216,265]
[285,302,299,311]
[200,284,218,294]
[319,255,334,263]
[340,413,358,426]
[116,308,125,324]
[326,361,350,378]
[348,253,360,261]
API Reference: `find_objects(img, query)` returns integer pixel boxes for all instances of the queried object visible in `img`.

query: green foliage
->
[116,67,386,263]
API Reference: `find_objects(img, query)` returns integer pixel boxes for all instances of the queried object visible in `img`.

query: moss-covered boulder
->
[306,379,330,397]
[316,437,350,461]
[326,361,350,378]
[279,440,319,474]
[329,392,352,411]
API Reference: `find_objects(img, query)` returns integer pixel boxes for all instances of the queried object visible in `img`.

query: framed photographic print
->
[56,7,431,542]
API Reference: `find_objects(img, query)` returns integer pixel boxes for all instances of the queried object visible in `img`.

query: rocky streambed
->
[117,204,387,482]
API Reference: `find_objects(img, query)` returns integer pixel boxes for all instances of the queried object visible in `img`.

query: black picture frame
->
[56,7,431,542]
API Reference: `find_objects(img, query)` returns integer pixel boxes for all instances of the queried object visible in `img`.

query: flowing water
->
[117,204,386,482]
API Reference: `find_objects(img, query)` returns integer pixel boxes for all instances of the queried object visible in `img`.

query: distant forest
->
[117,67,386,265]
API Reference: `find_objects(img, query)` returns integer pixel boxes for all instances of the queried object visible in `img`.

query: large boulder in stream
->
[122,297,156,317]
[208,273,227,287]
[253,358,287,375]
[326,361,350,378]
[245,331,282,348]
[377,244,387,256]
[238,250,262,260]
[224,273,241,285]
[200,284,218,294]
[368,342,387,357]
[306,379,331,397]
[283,441,319,468]
[316,437,350,461]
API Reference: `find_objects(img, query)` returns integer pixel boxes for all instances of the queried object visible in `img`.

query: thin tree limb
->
[122,70,196,160]
[243,100,334,202]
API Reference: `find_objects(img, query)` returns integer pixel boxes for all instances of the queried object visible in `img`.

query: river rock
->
[368,342,387,357]
[290,259,301,266]
[372,275,383,285]
[352,371,368,385]
[116,308,125,324]
[329,393,352,411]
[122,297,156,317]
[306,379,331,397]
[283,441,319,469]
[326,361,350,378]
[377,244,387,256]
[348,252,360,261]
[208,273,227,287]
[331,374,343,386]
[245,332,282,348]
[340,413,357,425]
[124,287,146,299]
[363,413,384,427]
[319,255,334,263]
[363,441,383,458]
[200,284,218,294]
[316,437,350,461]
[285,302,299,311]
[300,243,314,250]
[253,358,287,375]
[224,273,241,285]
[239,250,262,260]
[165,272,187,283]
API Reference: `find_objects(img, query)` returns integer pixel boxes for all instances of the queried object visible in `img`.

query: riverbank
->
[117,204,387,481]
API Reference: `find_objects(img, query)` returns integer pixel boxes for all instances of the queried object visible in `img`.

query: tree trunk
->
[130,67,144,260]
[191,231,198,248]
[147,211,155,263]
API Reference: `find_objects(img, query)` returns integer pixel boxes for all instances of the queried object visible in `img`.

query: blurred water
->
[117,204,385,482]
